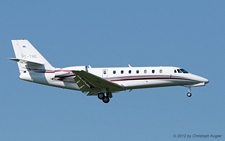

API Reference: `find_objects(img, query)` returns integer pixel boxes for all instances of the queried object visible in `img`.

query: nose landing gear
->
[187,86,192,97]
[187,92,192,97]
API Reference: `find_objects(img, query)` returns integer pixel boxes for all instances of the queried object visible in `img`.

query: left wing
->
[72,70,125,93]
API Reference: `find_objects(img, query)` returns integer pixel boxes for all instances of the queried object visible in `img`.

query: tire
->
[102,96,110,103]
[98,93,104,100]
[187,92,192,97]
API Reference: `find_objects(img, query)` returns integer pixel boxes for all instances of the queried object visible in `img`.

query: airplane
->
[9,39,209,103]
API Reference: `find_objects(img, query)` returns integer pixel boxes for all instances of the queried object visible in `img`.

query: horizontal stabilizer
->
[9,58,44,66]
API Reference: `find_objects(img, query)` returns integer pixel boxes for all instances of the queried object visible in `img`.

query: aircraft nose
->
[204,78,209,84]
[203,78,209,84]
[193,74,209,84]
[201,77,209,84]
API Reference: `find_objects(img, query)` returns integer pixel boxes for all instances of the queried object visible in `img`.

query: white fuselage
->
[19,66,208,92]
[10,39,209,103]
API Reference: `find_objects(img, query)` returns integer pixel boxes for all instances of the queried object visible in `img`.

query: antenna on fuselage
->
[128,64,132,67]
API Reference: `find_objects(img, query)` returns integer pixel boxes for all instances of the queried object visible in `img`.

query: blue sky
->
[1,0,224,140]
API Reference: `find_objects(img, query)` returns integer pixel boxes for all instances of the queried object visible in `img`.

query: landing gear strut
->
[187,86,192,97]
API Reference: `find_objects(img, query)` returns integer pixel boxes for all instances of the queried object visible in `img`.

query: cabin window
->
[103,70,107,74]
[121,70,124,74]
[152,70,155,73]
[113,70,116,74]
[159,69,162,73]
[128,70,132,74]
[136,70,139,74]
[144,70,147,73]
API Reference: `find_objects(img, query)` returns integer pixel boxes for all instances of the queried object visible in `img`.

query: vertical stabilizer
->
[11,40,55,71]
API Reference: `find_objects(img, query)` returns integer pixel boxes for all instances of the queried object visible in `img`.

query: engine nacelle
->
[55,66,86,77]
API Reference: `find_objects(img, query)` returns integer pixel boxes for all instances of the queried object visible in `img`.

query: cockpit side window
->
[174,70,177,73]
[176,69,189,73]
[177,69,182,73]
[180,69,189,73]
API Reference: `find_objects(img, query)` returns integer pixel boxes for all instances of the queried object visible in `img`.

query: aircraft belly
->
[62,82,80,90]
[19,73,33,82]
[49,78,80,90]
[26,72,80,91]
[122,79,193,89]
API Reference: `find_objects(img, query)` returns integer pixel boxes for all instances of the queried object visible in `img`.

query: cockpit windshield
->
[177,69,182,73]
[180,69,189,73]
[175,69,189,73]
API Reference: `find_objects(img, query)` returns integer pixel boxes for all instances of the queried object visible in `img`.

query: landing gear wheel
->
[187,92,192,97]
[98,92,104,100]
[102,96,110,103]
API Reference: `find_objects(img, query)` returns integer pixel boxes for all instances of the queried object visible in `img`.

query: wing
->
[72,70,125,93]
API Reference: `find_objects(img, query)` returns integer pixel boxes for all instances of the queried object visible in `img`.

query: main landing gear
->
[187,86,192,97]
[98,92,111,103]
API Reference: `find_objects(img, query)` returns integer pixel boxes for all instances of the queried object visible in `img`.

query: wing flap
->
[73,74,90,92]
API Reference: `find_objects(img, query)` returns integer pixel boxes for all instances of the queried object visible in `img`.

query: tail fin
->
[10,40,55,72]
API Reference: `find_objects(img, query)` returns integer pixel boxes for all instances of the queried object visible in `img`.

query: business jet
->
[9,40,209,103]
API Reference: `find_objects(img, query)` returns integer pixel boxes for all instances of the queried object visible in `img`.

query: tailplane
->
[10,40,55,73]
